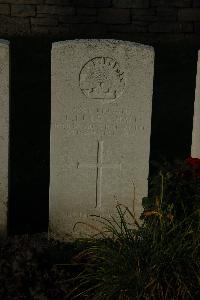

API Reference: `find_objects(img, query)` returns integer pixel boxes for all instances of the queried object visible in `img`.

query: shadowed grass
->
[67,159,200,299]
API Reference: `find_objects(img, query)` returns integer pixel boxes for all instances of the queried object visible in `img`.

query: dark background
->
[0,0,199,234]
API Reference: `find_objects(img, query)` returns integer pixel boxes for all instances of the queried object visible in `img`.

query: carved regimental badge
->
[79,57,126,101]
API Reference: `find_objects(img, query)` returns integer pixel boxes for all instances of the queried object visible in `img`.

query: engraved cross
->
[77,140,121,208]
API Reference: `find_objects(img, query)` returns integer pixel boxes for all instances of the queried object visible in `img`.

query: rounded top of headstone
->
[0,39,9,46]
[52,39,154,53]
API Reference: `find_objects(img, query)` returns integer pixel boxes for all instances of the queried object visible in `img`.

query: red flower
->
[185,156,200,167]
[183,156,200,178]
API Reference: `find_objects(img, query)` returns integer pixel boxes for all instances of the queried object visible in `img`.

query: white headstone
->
[191,50,200,158]
[0,40,9,237]
[50,39,154,240]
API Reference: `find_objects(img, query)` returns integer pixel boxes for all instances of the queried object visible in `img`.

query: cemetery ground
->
[0,158,200,300]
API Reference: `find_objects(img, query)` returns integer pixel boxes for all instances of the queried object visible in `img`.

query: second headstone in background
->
[191,50,200,158]
[0,40,9,237]
[50,39,154,240]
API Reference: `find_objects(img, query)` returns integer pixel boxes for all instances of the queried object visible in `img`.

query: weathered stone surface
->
[73,0,112,7]
[69,23,107,35]
[0,16,30,36]
[179,9,200,21]
[0,40,9,238]
[131,8,155,16]
[45,0,73,4]
[0,0,197,37]
[149,22,193,32]
[37,5,75,15]
[151,0,191,7]
[11,4,35,17]
[113,0,149,8]
[31,25,69,36]
[156,8,178,20]
[2,0,43,3]
[31,16,58,26]
[0,4,10,16]
[77,8,97,15]
[50,39,154,241]
[97,8,130,24]
[191,50,200,158]
[59,15,96,24]
[108,23,148,33]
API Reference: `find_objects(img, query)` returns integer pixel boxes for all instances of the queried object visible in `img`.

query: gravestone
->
[0,40,9,237]
[191,50,200,158]
[50,39,154,240]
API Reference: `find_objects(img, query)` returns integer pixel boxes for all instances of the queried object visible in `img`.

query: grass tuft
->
[67,158,200,299]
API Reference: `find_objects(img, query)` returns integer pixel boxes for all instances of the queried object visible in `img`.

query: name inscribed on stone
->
[54,107,145,137]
